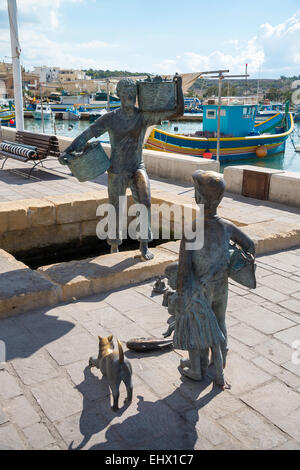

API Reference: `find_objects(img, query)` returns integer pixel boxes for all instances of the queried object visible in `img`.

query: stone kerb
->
[37,244,179,302]
[0,249,61,318]
[269,172,300,207]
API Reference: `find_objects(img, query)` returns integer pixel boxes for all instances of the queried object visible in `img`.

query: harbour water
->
[24,117,300,173]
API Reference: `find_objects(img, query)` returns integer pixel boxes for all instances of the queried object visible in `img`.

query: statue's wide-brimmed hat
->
[192,170,225,206]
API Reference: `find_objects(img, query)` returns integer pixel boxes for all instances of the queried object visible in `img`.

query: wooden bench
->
[0,130,60,178]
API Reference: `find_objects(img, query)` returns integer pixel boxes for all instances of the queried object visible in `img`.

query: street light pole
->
[216,72,223,163]
[7,0,24,131]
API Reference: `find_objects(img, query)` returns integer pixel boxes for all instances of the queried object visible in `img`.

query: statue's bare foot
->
[215,376,230,390]
[140,242,154,261]
[179,366,202,381]
[110,244,119,254]
[180,359,191,368]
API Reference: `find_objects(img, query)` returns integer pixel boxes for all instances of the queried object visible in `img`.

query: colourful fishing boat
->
[146,103,294,162]
[0,108,15,126]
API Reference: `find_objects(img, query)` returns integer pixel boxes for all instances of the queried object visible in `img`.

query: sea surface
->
[24,116,300,174]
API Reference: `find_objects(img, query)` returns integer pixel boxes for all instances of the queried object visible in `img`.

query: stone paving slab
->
[0,249,299,449]
[31,377,83,422]
[219,408,287,450]
[241,382,300,442]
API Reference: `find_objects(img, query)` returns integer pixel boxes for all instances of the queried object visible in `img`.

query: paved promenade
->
[0,248,300,450]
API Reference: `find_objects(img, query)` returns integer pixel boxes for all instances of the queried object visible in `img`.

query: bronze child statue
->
[89,335,133,411]
[61,76,184,261]
[173,170,255,389]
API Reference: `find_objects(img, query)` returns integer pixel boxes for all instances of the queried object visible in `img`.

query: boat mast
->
[106,79,110,112]
[216,72,223,162]
[40,84,45,133]
[7,0,24,131]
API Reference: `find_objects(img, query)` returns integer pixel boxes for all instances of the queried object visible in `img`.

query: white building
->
[33,66,60,83]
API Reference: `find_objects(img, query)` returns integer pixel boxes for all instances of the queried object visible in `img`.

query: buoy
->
[256,145,267,158]
[203,151,213,159]
[9,119,14,125]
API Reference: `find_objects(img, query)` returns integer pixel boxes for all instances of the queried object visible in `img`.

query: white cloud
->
[77,40,119,50]
[1,0,84,32]
[155,11,300,77]
[0,0,119,69]
[155,40,264,76]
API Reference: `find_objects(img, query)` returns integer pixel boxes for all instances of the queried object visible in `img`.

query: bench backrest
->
[15,130,60,160]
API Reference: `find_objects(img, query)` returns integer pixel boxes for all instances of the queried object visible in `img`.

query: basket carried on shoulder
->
[137,76,177,112]
[59,141,111,182]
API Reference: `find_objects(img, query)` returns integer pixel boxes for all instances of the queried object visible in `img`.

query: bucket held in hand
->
[59,141,111,182]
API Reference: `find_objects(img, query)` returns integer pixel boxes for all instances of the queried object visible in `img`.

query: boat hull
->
[0,109,15,124]
[146,113,294,162]
[32,112,52,120]
[62,111,80,120]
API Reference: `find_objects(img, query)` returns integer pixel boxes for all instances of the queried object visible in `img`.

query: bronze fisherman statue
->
[60,76,184,260]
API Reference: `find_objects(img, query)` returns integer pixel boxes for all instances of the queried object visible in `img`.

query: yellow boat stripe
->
[147,136,284,153]
[145,142,282,156]
[254,113,281,127]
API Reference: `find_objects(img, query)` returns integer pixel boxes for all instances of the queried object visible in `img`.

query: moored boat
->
[61,107,80,120]
[146,103,294,162]
[32,103,53,120]
[0,108,15,126]
[294,111,300,123]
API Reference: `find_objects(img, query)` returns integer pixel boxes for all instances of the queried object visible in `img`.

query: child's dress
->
[173,243,227,351]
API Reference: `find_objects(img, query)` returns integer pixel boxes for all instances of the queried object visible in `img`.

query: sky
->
[0,0,299,78]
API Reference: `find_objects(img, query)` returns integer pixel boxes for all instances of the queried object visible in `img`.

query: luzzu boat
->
[146,103,294,162]
[0,107,15,126]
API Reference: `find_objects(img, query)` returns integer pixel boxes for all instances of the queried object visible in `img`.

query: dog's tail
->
[117,339,124,363]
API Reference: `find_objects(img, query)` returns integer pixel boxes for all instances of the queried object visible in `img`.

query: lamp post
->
[7,0,24,131]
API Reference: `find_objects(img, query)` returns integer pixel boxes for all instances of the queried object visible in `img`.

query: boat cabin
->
[35,104,52,112]
[259,103,283,112]
[203,104,257,137]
